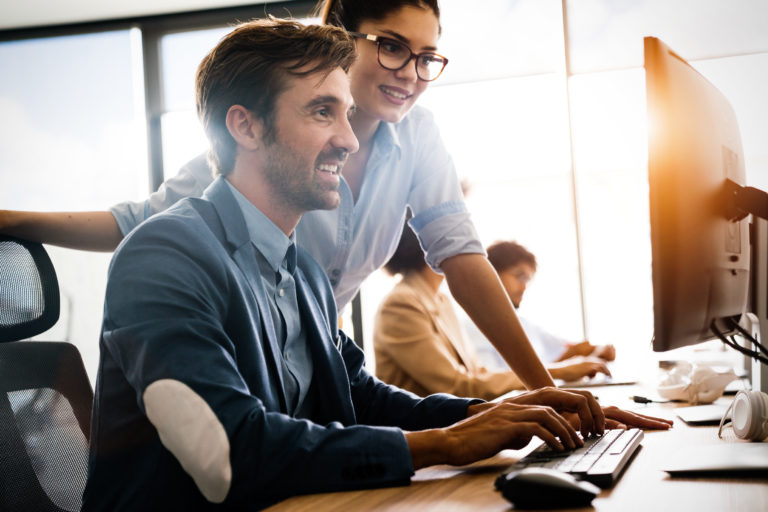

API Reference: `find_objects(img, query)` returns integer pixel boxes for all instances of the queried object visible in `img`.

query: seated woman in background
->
[373,222,611,400]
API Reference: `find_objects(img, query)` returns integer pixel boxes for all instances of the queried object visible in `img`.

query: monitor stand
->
[747,217,768,395]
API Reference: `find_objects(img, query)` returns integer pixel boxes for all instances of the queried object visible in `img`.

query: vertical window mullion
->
[141,24,165,193]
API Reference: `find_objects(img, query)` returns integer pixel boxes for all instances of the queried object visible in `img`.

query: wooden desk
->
[265,385,768,511]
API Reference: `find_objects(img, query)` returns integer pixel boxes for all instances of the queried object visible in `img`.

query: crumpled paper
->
[657,362,738,404]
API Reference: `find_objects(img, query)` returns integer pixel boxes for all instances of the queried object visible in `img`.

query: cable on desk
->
[629,395,670,404]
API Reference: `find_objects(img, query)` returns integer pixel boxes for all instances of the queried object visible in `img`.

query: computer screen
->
[646,36,750,351]
[645,37,768,372]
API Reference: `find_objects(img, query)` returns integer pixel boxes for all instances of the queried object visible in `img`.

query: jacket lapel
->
[204,178,289,411]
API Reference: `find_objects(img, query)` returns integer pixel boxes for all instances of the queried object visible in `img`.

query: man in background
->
[472,240,615,371]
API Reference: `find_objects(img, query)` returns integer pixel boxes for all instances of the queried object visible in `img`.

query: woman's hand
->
[548,357,611,382]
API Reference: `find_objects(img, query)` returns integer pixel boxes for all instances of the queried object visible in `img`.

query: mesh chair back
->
[0,236,60,341]
[0,236,93,512]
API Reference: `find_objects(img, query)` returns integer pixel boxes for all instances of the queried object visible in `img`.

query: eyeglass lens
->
[377,39,446,81]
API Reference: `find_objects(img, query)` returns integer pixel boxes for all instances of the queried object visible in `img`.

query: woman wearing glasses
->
[0,1,602,395]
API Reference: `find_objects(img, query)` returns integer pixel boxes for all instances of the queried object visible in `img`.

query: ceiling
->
[0,0,285,30]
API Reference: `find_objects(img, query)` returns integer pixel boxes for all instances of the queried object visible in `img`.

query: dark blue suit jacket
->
[83,177,475,511]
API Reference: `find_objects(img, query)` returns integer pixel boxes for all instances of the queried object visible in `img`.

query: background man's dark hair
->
[195,17,356,176]
[486,241,537,274]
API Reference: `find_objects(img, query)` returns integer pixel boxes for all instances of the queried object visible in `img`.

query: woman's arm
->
[441,253,556,390]
[0,153,215,253]
[0,209,123,251]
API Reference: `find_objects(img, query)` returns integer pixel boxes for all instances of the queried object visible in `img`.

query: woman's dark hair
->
[383,218,427,276]
[315,0,441,33]
[486,241,538,274]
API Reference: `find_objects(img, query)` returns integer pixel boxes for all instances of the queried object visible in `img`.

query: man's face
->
[499,263,536,309]
[260,67,358,212]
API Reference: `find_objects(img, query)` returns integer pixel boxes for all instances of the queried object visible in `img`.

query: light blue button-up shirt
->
[225,181,313,418]
[111,105,484,310]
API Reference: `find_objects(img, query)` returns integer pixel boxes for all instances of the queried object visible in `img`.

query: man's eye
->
[315,108,330,118]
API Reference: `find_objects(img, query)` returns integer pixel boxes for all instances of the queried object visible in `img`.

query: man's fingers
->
[563,389,605,436]
[501,403,583,450]
[605,419,628,430]
[524,423,565,452]
[603,406,673,429]
[512,410,578,451]
[502,387,606,436]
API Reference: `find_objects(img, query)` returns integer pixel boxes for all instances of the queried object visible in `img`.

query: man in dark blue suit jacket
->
[83,18,668,512]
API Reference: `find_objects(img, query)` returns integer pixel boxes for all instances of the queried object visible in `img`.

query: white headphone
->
[718,390,768,441]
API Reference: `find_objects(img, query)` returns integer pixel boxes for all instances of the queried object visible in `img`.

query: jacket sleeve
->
[338,328,481,430]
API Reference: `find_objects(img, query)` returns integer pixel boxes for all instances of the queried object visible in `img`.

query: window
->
[567,0,768,364]
[0,29,147,379]
[160,27,229,178]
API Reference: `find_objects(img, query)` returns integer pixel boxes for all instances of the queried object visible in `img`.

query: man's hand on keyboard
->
[560,405,673,432]
[421,401,582,467]
[494,387,605,438]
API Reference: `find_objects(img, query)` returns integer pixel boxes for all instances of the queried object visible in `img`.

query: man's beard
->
[261,134,343,213]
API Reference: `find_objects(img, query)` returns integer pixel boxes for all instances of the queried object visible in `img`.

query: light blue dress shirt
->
[111,105,484,310]
[225,181,313,417]
[463,309,568,370]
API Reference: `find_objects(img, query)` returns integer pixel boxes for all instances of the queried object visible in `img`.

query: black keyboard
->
[502,428,644,488]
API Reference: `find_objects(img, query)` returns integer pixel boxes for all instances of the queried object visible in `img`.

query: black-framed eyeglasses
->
[349,32,449,82]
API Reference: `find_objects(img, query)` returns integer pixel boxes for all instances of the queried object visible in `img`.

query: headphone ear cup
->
[731,390,768,441]
[759,391,768,441]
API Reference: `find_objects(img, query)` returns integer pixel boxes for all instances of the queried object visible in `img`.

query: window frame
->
[0,1,317,193]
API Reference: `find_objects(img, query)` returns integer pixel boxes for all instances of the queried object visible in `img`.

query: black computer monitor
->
[645,37,768,366]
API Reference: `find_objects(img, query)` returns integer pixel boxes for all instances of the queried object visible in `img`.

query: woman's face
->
[348,5,441,125]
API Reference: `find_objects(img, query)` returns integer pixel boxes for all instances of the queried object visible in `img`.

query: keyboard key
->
[609,430,639,455]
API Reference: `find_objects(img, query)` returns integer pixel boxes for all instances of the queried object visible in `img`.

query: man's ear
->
[225,105,263,151]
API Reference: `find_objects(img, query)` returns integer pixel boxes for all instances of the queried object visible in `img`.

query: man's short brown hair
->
[486,241,537,274]
[195,18,356,176]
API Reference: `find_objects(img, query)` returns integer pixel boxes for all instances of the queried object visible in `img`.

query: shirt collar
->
[374,121,402,157]
[225,180,296,273]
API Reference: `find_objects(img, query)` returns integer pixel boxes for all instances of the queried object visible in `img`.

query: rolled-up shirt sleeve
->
[109,153,214,236]
[405,110,484,271]
[411,207,484,271]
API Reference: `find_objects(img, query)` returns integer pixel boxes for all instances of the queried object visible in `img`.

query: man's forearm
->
[0,210,123,252]
[442,253,555,389]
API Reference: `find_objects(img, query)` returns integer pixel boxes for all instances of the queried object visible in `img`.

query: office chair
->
[0,235,94,512]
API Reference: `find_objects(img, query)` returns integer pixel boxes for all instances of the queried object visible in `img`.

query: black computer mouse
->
[494,467,601,509]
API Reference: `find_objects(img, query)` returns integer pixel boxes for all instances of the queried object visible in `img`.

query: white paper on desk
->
[664,443,768,474]
[676,404,731,425]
